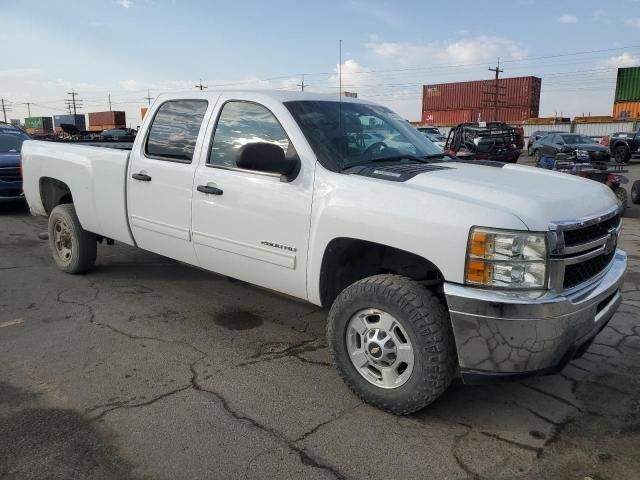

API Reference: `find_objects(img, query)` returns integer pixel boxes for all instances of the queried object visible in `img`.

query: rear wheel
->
[48,204,97,274]
[327,274,456,415]
[631,180,640,205]
[533,149,540,165]
[614,144,631,163]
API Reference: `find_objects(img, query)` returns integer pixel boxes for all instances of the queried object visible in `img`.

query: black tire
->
[533,149,540,165]
[632,180,640,205]
[527,145,533,156]
[614,187,628,215]
[614,144,631,163]
[327,274,456,415]
[48,204,97,274]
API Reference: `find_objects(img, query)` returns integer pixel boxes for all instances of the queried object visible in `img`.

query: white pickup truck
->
[22,91,626,414]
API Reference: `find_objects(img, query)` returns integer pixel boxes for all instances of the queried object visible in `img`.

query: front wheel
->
[533,149,540,165]
[631,180,640,205]
[48,204,97,274]
[327,275,456,415]
[615,145,631,163]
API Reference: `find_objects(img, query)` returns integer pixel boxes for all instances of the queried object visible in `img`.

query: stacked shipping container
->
[613,67,640,119]
[88,111,126,132]
[421,76,541,125]
[53,114,86,133]
[24,116,53,135]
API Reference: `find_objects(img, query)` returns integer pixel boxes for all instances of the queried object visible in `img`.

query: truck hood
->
[405,161,618,231]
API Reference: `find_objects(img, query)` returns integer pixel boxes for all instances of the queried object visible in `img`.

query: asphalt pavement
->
[1,156,639,479]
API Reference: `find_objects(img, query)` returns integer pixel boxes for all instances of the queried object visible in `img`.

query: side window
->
[209,101,290,169]
[145,100,208,162]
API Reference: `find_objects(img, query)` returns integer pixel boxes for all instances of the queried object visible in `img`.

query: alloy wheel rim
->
[53,219,73,264]
[346,308,414,389]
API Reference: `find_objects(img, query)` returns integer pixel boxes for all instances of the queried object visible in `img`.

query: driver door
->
[191,96,313,300]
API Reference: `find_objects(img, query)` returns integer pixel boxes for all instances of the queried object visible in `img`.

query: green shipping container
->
[24,116,53,130]
[615,67,640,102]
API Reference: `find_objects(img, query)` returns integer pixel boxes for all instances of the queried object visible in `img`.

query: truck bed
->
[21,141,135,246]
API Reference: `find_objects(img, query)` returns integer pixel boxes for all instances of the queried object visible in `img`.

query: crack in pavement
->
[519,383,584,413]
[187,359,350,480]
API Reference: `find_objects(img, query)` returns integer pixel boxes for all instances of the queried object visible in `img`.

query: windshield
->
[562,134,596,144]
[285,100,442,170]
[0,129,30,154]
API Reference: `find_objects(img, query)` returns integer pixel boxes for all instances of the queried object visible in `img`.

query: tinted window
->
[146,100,208,162]
[209,101,290,168]
[0,129,30,153]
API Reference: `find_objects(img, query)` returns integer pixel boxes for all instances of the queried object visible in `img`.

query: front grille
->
[563,250,615,289]
[0,167,21,183]
[563,214,620,247]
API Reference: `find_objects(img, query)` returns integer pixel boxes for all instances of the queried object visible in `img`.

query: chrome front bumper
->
[444,249,627,382]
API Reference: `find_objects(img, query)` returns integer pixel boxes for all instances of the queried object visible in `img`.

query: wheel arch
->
[39,177,73,214]
[318,237,444,308]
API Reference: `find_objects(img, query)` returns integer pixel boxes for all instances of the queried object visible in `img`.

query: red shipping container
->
[423,76,541,112]
[88,111,126,128]
[421,110,473,125]
[474,106,539,123]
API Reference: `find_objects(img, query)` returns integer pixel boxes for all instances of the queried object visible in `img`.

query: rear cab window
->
[145,100,209,163]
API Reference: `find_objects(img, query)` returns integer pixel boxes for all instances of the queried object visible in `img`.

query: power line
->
[1,98,11,123]
[22,102,34,117]
[65,90,82,115]
[195,79,208,91]
[296,74,308,92]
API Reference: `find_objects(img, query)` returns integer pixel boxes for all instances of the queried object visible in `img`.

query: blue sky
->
[1,0,640,125]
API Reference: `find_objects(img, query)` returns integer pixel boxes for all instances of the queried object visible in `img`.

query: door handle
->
[197,185,223,195]
[132,173,152,181]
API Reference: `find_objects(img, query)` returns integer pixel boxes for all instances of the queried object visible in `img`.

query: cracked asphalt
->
[1,158,639,479]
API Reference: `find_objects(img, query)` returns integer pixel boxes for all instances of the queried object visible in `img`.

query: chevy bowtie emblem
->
[604,227,618,255]
[371,346,380,354]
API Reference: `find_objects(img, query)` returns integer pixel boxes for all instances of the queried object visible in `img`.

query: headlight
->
[465,228,547,289]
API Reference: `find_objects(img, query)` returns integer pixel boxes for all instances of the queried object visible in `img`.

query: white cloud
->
[119,0,132,8]
[625,18,640,28]
[329,59,371,92]
[557,15,578,23]
[606,52,640,68]
[592,9,610,23]
[119,79,140,91]
[365,36,527,66]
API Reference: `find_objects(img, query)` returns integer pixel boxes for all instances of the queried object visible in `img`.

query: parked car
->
[607,129,640,163]
[99,128,137,141]
[0,123,31,200]
[444,122,521,162]
[532,133,610,164]
[417,126,442,137]
[21,91,626,414]
[526,130,564,156]
[418,129,446,151]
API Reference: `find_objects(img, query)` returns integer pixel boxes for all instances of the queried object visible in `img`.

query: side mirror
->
[236,142,299,180]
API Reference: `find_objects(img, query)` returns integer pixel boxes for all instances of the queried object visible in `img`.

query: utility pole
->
[22,102,33,118]
[108,93,112,111]
[65,90,82,116]
[297,74,308,92]
[487,58,504,121]
[144,89,152,105]
[1,98,10,123]
[195,79,208,91]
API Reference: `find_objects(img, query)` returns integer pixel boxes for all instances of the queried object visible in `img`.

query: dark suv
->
[0,123,31,199]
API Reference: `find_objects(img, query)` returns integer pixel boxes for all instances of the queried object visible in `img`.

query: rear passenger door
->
[127,98,212,265]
